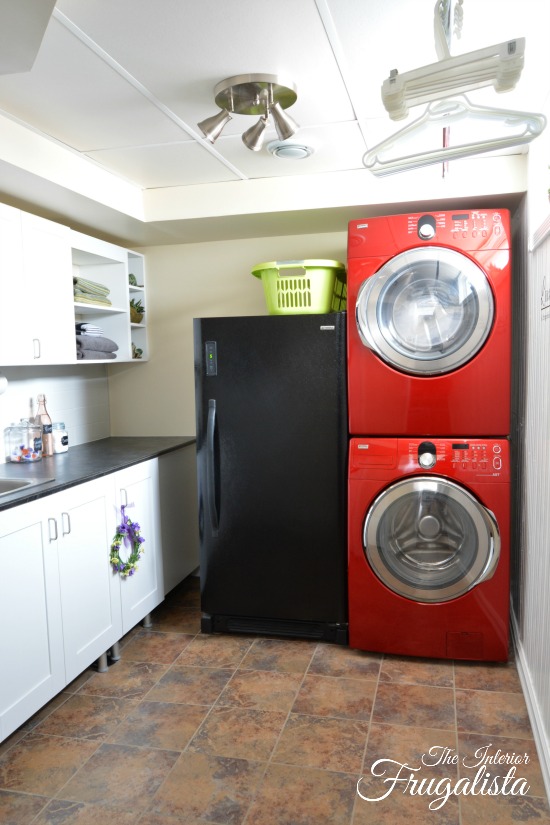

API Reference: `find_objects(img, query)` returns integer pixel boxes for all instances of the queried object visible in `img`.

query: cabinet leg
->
[96,652,109,672]
[109,641,121,662]
[142,613,152,628]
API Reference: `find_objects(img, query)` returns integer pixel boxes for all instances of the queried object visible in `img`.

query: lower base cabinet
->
[51,476,122,684]
[0,457,170,743]
[0,498,65,742]
[115,459,163,634]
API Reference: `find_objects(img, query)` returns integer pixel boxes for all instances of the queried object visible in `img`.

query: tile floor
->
[1,576,549,825]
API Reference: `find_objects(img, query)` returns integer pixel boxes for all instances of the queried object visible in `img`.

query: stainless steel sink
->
[0,477,55,497]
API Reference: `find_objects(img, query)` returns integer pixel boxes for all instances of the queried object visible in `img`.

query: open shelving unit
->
[71,232,148,363]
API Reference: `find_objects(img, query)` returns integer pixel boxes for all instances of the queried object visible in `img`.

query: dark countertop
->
[0,436,196,511]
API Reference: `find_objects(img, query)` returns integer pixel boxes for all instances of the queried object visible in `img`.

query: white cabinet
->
[20,212,74,365]
[0,207,74,366]
[0,204,24,365]
[159,447,200,594]
[0,498,65,741]
[114,459,163,633]
[50,476,122,684]
[0,450,190,742]
[71,231,149,363]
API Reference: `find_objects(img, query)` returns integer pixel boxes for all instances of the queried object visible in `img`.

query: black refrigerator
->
[193,313,348,644]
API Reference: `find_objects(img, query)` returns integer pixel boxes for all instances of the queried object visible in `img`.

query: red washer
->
[348,437,510,661]
[347,210,511,436]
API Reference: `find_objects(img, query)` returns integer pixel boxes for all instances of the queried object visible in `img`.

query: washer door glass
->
[363,476,500,602]
[355,247,494,375]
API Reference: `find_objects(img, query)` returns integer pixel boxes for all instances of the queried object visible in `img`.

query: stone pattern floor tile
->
[0,576,547,825]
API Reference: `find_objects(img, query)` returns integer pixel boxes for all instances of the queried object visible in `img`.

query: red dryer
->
[347,210,511,436]
[348,437,510,661]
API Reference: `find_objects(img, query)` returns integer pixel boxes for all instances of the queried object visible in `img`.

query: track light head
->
[197,108,232,143]
[242,116,268,151]
[270,101,299,141]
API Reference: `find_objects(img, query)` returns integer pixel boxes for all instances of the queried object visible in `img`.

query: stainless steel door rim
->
[363,475,500,602]
[355,247,494,375]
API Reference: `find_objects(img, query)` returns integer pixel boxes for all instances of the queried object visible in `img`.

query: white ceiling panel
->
[0,15,188,151]
[85,140,241,189]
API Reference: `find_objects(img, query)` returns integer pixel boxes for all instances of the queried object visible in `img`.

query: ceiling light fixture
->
[197,73,299,152]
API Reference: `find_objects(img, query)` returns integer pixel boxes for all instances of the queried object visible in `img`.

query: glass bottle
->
[35,393,53,456]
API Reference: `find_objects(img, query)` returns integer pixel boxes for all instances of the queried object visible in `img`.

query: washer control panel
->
[408,439,509,478]
[350,438,510,481]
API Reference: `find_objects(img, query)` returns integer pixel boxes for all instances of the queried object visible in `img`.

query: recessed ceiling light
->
[267,141,314,159]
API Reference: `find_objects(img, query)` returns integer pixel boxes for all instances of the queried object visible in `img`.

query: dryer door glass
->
[363,476,500,602]
[355,247,494,375]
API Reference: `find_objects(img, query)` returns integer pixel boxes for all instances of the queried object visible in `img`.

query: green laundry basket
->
[251,259,347,315]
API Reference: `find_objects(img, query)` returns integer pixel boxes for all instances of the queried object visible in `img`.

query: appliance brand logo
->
[357,743,530,811]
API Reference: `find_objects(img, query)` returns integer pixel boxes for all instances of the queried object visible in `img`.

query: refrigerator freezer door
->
[194,313,348,637]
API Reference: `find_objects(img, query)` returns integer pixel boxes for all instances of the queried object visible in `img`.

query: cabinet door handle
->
[33,338,41,359]
[48,517,58,542]
[120,488,128,507]
[61,512,71,535]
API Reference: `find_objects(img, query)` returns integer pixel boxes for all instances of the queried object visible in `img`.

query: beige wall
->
[108,230,347,436]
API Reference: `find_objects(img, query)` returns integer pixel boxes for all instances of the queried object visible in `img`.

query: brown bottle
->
[35,394,53,456]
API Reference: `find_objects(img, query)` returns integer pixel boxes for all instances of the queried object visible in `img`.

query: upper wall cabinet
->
[22,213,75,365]
[0,204,25,365]
[0,203,148,367]
[0,207,74,366]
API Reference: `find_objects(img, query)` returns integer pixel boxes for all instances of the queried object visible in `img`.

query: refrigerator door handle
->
[206,399,219,537]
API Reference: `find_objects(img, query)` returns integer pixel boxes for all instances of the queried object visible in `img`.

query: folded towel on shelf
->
[75,322,103,336]
[76,349,117,360]
[73,277,110,297]
[76,334,118,352]
[73,291,112,307]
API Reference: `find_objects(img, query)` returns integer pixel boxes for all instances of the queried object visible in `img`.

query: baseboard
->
[510,608,550,801]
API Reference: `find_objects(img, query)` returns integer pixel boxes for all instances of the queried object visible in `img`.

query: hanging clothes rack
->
[364,0,546,175]
[382,37,525,121]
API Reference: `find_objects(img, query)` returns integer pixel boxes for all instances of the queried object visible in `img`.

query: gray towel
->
[76,349,117,360]
[75,334,118,352]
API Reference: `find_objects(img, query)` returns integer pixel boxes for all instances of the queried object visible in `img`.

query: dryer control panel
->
[347,208,510,256]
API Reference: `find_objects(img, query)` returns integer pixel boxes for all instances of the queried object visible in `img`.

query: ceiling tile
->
[85,141,242,188]
[0,16,188,151]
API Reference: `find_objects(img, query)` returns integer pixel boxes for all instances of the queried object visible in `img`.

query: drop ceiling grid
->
[55,0,356,133]
[0,16,188,153]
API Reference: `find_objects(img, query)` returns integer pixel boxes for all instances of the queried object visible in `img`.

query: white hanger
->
[363,95,547,177]
[382,0,524,121]
[382,38,525,121]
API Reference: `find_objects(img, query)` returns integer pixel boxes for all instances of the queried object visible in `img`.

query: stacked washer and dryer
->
[346,210,512,661]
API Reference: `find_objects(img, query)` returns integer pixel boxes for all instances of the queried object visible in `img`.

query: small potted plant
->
[130,298,145,324]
